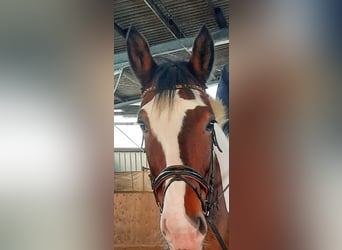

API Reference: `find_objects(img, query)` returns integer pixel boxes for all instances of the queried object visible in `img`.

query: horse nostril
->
[196,215,207,235]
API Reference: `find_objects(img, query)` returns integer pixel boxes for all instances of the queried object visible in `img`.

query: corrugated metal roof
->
[114,0,229,115]
[114,0,175,53]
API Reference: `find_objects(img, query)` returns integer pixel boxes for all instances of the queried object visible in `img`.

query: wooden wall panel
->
[114,172,152,192]
[114,193,165,249]
[114,172,133,192]
[132,172,143,191]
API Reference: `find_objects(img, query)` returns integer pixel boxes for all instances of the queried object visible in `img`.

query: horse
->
[126,25,229,250]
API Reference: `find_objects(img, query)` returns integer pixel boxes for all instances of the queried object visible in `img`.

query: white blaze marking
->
[142,90,206,223]
[162,181,189,231]
[141,90,206,167]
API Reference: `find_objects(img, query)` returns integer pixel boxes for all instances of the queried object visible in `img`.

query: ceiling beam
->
[114,68,124,93]
[114,21,128,38]
[207,0,228,29]
[114,98,142,108]
[143,0,185,39]
[212,7,228,29]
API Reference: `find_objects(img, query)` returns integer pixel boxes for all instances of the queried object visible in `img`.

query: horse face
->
[139,89,214,249]
[127,25,215,249]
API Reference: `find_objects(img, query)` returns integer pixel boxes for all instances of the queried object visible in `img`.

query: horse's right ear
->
[126,26,157,87]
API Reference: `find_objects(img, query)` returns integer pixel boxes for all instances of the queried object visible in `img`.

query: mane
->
[209,97,229,136]
[209,97,227,124]
[150,60,206,109]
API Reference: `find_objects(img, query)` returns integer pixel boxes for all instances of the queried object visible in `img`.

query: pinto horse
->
[126,25,229,250]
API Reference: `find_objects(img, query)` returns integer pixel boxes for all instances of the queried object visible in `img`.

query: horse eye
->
[206,120,216,132]
[138,121,148,133]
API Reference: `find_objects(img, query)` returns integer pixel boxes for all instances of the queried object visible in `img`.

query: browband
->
[142,84,206,97]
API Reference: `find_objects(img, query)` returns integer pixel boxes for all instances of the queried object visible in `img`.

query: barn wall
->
[114,193,165,250]
[114,149,149,172]
[114,171,152,192]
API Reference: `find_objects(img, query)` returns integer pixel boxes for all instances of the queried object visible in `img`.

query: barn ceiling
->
[114,0,229,117]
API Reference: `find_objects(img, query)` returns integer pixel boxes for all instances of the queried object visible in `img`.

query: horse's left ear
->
[188,25,214,84]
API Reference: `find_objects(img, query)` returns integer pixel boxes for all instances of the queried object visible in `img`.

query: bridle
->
[150,129,222,216]
[141,84,228,250]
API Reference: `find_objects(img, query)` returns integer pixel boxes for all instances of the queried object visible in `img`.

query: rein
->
[142,84,228,250]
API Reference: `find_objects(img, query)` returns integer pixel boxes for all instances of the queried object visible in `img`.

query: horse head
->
[126,25,228,250]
